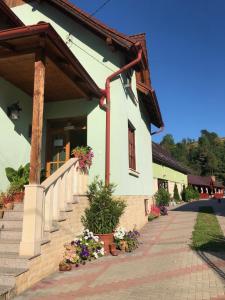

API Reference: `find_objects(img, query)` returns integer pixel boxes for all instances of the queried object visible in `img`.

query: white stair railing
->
[20,158,88,256]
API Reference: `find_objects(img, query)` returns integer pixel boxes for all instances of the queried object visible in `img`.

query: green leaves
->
[5,163,30,192]
[81,177,126,234]
[155,188,170,206]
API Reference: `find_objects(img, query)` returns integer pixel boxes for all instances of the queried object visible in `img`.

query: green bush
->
[148,213,158,222]
[81,178,126,234]
[185,186,200,202]
[173,183,180,202]
[5,163,30,192]
[155,188,170,206]
[181,185,186,201]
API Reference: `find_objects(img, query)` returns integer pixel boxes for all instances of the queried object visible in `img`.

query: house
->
[188,175,224,199]
[152,143,188,197]
[0,0,163,297]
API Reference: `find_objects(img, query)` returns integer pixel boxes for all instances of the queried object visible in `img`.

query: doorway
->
[46,117,87,177]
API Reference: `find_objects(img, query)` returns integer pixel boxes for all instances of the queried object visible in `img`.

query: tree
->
[173,184,180,202]
[160,134,175,155]
[159,130,225,185]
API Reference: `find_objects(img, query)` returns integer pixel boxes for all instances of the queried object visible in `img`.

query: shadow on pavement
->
[172,199,225,281]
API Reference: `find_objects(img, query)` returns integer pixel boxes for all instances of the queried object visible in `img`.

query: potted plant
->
[155,188,170,215]
[71,146,94,173]
[81,178,126,254]
[0,191,14,210]
[5,163,29,202]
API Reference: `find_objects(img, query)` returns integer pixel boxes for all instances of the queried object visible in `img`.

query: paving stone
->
[14,199,225,300]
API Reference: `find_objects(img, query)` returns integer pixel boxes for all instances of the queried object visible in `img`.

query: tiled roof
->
[44,0,135,50]
[152,143,189,174]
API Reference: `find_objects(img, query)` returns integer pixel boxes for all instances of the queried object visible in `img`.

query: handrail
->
[41,158,78,189]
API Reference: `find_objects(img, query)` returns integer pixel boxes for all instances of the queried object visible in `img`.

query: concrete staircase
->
[0,203,28,299]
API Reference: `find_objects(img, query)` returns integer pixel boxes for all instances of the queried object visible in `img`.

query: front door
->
[45,118,87,177]
[46,129,70,177]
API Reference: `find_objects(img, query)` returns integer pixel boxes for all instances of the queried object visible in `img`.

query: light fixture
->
[7,102,22,120]
[64,122,75,131]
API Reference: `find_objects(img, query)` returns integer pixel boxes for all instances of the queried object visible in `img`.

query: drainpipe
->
[151,126,164,136]
[99,45,143,185]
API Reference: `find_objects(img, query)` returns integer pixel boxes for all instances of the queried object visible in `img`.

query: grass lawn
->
[191,206,225,252]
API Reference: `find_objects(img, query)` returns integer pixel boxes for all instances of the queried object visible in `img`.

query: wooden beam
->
[29,48,46,184]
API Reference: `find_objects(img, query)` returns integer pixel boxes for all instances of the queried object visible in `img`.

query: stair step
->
[0,253,28,269]
[0,285,15,300]
[0,267,28,286]
[3,211,23,221]
[13,203,24,212]
[0,220,23,230]
[0,240,20,253]
[0,229,22,240]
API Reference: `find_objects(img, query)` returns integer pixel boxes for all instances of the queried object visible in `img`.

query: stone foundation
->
[15,194,152,295]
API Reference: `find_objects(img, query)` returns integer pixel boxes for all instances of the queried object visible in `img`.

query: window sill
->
[129,168,140,178]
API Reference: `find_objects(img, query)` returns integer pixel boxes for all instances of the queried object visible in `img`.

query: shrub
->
[148,213,158,222]
[181,185,186,201]
[81,178,126,234]
[173,183,180,202]
[5,163,29,192]
[155,188,170,206]
[185,186,200,202]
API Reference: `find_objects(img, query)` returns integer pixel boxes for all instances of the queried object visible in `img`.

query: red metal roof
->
[152,143,189,174]
[188,174,224,188]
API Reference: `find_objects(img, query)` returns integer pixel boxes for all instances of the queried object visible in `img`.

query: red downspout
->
[100,46,143,185]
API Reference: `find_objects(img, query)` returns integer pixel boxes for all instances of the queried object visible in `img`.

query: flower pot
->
[13,192,24,203]
[59,261,72,272]
[97,233,114,255]
[0,210,4,219]
[4,202,14,210]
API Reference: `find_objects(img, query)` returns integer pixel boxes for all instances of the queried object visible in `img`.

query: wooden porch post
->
[20,48,46,256]
[29,48,46,184]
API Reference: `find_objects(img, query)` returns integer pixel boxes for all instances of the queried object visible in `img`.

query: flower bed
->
[114,227,140,252]
[71,146,94,172]
[59,229,104,271]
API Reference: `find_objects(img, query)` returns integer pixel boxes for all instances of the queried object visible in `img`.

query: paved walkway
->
[15,200,225,300]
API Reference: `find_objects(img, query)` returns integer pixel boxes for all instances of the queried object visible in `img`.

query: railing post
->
[59,174,67,211]
[66,167,73,204]
[44,185,54,232]
[53,179,60,221]
[20,185,44,256]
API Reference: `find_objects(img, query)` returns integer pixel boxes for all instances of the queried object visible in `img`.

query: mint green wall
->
[0,78,32,191]
[11,2,153,196]
[153,163,188,186]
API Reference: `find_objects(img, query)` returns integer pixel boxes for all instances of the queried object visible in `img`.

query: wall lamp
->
[7,102,22,120]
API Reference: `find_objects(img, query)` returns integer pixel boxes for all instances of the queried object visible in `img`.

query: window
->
[128,122,136,170]
[158,179,168,191]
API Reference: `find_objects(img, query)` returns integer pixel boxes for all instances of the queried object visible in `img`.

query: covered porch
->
[0,22,101,256]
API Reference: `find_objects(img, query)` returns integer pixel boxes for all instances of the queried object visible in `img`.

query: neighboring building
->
[0,1,163,296]
[152,143,188,197]
[188,175,224,198]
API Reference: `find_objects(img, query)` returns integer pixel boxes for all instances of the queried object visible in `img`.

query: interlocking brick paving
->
[15,199,225,300]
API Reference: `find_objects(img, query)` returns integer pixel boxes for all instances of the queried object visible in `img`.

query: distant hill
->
[160,130,225,185]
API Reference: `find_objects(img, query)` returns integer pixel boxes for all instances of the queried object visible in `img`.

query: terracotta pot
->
[97,233,114,255]
[59,262,72,272]
[13,192,24,203]
[4,202,14,210]
[109,243,118,256]
[0,210,4,219]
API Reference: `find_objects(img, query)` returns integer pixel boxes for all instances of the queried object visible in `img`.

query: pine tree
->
[173,184,180,202]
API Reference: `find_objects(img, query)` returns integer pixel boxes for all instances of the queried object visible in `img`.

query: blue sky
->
[72,0,225,142]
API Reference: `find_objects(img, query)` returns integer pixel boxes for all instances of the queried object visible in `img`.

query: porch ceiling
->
[0,23,102,102]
